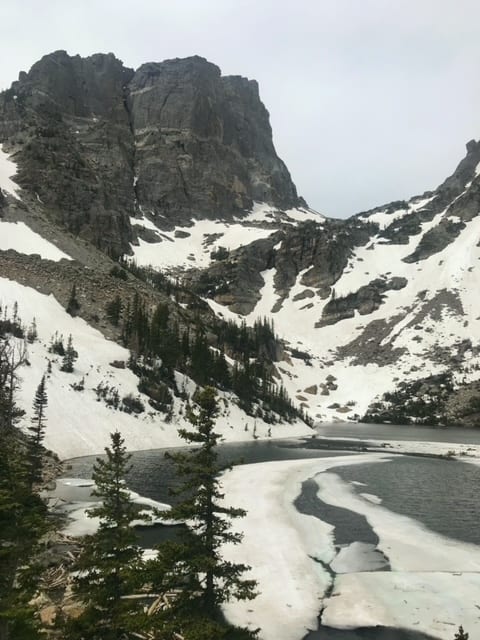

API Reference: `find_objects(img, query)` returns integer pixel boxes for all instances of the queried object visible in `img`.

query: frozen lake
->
[65,426,480,640]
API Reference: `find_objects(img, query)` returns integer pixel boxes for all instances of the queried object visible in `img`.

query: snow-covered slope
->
[2,114,480,435]
[234,207,480,421]
[180,141,480,424]
[0,221,71,260]
[0,277,310,459]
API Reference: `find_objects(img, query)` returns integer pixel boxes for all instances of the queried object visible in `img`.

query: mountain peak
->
[0,51,303,254]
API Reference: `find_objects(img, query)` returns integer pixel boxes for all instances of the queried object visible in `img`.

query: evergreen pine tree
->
[67,431,146,640]
[26,318,38,344]
[105,295,123,327]
[28,375,48,487]
[60,334,78,373]
[66,283,81,317]
[148,387,257,639]
[0,337,48,640]
[454,626,469,640]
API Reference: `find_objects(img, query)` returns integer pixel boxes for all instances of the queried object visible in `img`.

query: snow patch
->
[130,217,275,271]
[0,221,71,261]
[0,145,20,198]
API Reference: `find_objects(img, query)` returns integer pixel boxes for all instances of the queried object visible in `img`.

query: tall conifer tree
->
[0,336,47,640]
[67,431,145,640]
[148,387,257,639]
[28,375,48,487]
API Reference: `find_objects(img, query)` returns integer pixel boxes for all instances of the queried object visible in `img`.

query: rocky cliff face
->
[2,50,480,430]
[129,56,302,225]
[0,51,303,255]
[0,51,135,256]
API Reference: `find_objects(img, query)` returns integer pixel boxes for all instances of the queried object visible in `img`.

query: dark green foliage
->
[121,291,303,424]
[0,333,49,640]
[60,334,78,372]
[138,377,173,413]
[454,626,469,640]
[49,332,65,356]
[26,318,38,344]
[210,246,229,261]
[28,375,48,486]
[67,283,81,317]
[109,265,128,281]
[0,303,24,340]
[119,259,179,298]
[148,387,257,639]
[67,431,146,640]
[121,393,145,414]
[362,372,454,425]
[106,295,123,326]
[95,382,120,409]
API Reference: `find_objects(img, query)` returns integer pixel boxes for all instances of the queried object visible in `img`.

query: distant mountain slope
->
[189,141,480,425]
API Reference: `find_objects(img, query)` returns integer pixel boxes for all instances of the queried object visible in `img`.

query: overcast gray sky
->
[1,0,479,217]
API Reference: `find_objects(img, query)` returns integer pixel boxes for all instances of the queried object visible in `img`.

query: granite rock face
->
[0,52,303,255]
[128,56,302,225]
[0,51,135,257]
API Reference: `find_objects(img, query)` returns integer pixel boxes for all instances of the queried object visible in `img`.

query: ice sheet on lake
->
[220,453,390,640]
[330,542,388,573]
[220,454,480,640]
[323,572,480,639]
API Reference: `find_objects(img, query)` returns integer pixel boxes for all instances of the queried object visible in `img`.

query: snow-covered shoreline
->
[314,432,480,462]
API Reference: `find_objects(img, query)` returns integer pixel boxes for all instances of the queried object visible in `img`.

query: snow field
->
[238,202,325,224]
[129,202,323,273]
[130,215,276,271]
[233,203,480,422]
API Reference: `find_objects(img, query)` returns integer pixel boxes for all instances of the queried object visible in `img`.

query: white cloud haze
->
[1,0,479,217]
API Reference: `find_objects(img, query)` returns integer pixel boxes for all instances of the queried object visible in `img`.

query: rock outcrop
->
[188,217,377,315]
[0,51,135,257]
[128,56,303,225]
[0,52,304,255]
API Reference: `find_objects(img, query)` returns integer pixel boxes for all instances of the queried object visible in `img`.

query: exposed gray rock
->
[189,217,378,315]
[316,277,408,327]
[128,56,303,225]
[0,51,135,257]
[335,315,408,366]
[403,217,466,263]
[0,52,304,256]
[357,140,480,255]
